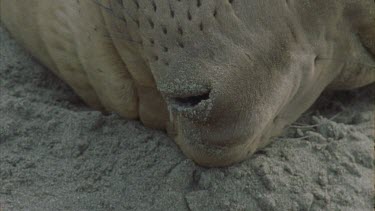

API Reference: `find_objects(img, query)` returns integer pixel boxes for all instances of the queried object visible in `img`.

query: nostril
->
[172,91,210,108]
[165,88,212,121]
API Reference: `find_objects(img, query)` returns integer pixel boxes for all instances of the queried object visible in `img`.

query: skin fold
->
[1,0,374,167]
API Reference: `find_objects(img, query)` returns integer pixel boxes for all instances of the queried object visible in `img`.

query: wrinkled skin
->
[1,0,374,166]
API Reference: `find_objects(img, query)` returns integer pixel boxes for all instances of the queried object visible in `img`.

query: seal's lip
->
[176,134,259,167]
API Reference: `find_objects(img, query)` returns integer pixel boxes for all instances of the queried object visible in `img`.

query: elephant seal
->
[1,0,374,166]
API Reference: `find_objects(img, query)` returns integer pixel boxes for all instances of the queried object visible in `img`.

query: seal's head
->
[130,0,345,166]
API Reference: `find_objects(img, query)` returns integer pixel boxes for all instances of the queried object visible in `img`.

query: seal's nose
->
[161,87,213,121]
[169,91,210,109]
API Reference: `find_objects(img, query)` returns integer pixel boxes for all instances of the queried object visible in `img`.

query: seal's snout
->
[164,88,213,121]
[170,90,210,109]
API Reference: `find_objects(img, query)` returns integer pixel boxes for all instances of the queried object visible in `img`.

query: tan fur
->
[1,0,374,166]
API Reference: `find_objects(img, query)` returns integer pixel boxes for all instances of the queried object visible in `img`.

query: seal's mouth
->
[175,133,260,167]
[171,108,287,167]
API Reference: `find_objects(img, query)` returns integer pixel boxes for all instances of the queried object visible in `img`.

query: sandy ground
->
[0,25,374,211]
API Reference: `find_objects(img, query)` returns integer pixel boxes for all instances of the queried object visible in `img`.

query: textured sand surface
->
[0,25,374,211]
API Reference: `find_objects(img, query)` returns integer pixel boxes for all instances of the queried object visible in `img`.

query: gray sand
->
[0,25,374,211]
